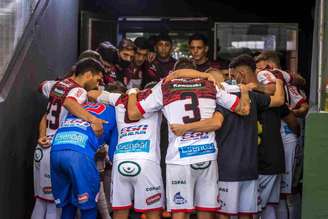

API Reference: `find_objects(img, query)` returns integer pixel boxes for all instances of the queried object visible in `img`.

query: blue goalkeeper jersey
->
[51,102,118,160]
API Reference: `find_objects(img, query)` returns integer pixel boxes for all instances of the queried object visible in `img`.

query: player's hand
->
[95,146,107,160]
[170,124,188,136]
[87,90,102,102]
[275,78,283,86]
[244,82,257,91]
[91,117,108,136]
[38,136,51,148]
[207,74,217,85]
[147,52,156,63]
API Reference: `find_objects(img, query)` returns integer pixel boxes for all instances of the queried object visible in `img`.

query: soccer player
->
[126,58,250,219]
[50,102,117,219]
[167,58,285,219]
[189,33,220,72]
[88,83,165,219]
[32,58,106,219]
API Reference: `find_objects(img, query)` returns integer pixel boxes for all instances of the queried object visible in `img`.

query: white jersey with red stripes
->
[39,78,87,136]
[137,79,239,165]
[97,91,162,163]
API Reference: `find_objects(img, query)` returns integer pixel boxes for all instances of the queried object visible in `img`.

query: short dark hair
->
[134,37,151,50]
[255,51,281,67]
[118,38,136,51]
[188,33,208,46]
[218,59,230,70]
[97,42,117,63]
[173,58,196,71]
[74,58,105,76]
[104,81,127,94]
[229,54,256,72]
[78,50,102,62]
[156,33,172,44]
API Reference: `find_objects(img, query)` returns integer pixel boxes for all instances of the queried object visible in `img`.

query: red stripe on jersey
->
[136,101,145,115]
[230,97,240,112]
[195,206,219,212]
[170,208,195,213]
[294,98,307,110]
[112,204,133,210]
[162,79,216,106]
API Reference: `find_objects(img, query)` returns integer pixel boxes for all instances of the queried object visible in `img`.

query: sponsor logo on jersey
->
[172,180,186,185]
[118,161,141,177]
[180,132,209,142]
[173,192,187,205]
[43,186,52,194]
[78,193,89,204]
[34,148,43,162]
[170,83,204,91]
[218,187,229,193]
[62,119,90,129]
[53,131,88,148]
[217,194,226,208]
[120,124,148,138]
[178,143,215,158]
[146,186,161,192]
[190,161,211,170]
[53,88,65,97]
[115,140,150,154]
[146,193,161,205]
[283,124,293,135]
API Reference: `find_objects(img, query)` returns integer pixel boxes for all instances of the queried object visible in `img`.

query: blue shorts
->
[50,150,100,210]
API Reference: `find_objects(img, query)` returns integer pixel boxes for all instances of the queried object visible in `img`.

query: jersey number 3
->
[181,92,201,123]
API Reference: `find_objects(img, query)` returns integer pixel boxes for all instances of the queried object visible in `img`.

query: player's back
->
[161,78,217,165]
[51,102,116,159]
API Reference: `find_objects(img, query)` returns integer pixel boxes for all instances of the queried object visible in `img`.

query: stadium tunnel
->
[0,0,327,218]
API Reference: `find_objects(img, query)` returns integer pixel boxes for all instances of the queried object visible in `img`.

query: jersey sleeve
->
[66,87,88,104]
[137,81,163,115]
[215,86,240,112]
[257,70,276,85]
[280,70,292,84]
[38,80,56,98]
[97,91,122,106]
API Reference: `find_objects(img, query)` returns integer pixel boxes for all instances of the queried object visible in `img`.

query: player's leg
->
[166,164,195,219]
[112,160,135,219]
[194,161,218,219]
[61,204,76,219]
[133,160,164,219]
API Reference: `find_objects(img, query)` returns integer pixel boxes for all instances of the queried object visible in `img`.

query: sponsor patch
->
[115,140,150,154]
[78,193,89,204]
[171,180,186,185]
[118,161,141,177]
[190,161,211,170]
[34,148,43,162]
[173,192,187,205]
[146,193,161,205]
[170,82,204,91]
[43,186,52,194]
[53,131,88,148]
[181,132,209,142]
[61,119,90,129]
[178,143,215,158]
[120,124,148,138]
[146,186,161,192]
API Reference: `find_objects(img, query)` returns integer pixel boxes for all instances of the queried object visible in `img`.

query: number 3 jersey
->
[137,79,240,165]
[39,78,88,136]
[97,90,162,164]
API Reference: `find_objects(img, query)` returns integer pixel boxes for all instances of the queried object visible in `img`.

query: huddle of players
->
[31,32,308,219]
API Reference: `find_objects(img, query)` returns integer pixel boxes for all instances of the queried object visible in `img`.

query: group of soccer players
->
[31,33,308,219]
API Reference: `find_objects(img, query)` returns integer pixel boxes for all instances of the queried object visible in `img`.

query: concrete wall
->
[0,0,79,217]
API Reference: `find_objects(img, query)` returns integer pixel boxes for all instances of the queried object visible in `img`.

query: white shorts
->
[111,159,164,212]
[258,175,281,210]
[166,161,219,212]
[34,145,54,201]
[281,140,297,194]
[217,180,258,216]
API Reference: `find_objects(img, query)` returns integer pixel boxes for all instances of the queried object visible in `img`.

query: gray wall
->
[0,0,79,217]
